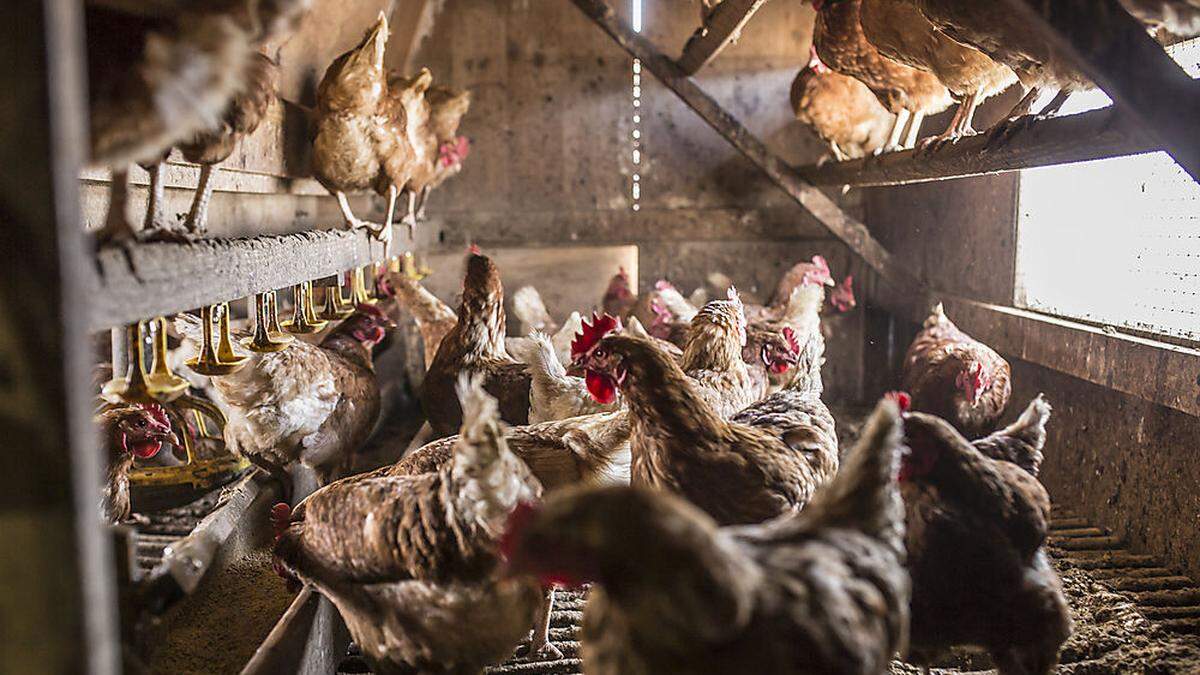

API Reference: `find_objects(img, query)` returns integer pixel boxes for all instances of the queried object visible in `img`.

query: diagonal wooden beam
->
[569,0,930,320]
[679,0,770,75]
[996,0,1200,183]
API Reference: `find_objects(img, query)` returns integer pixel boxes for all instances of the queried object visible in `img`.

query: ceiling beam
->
[996,0,1200,183]
[568,0,930,321]
[678,0,770,75]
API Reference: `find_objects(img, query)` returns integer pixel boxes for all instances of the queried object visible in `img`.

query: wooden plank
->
[0,0,119,673]
[940,295,1200,418]
[996,0,1200,183]
[384,0,436,74]
[678,0,769,75]
[796,106,1158,187]
[568,0,930,321]
[91,226,402,331]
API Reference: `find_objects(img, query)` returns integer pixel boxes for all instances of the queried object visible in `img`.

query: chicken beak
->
[365,12,389,69]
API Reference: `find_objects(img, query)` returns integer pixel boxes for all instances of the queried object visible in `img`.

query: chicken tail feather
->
[797,398,905,550]
[975,394,1052,477]
[513,285,554,333]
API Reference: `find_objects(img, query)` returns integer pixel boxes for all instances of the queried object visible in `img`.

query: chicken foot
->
[183,164,218,237]
[139,160,207,244]
[515,586,563,662]
[917,88,981,156]
[902,110,926,149]
[414,185,431,221]
[399,186,419,240]
[337,190,393,255]
[246,454,293,505]
[983,86,1066,151]
[94,168,142,278]
[878,109,911,154]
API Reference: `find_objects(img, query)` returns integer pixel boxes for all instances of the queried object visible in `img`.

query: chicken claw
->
[337,190,392,254]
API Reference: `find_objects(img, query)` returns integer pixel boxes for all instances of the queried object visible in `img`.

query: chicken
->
[175,304,394,492]
[423,252,531,438]
[513,285,559,337]
[913,0,1092,132]
[386,68,438,232]
[859,0,1016,143]
[409,84,472,221]
[901,302,1011,438]
[624,316,684,362]
[85,0,307,245]
[377,267,456,369]
[96,402,180,523]
[601,267,639,320]
[791,49,896,161]
[311,13,411,250]
[678,288,759,419]
[972,394,1052,478]
[273,376,544,674]
[500,398,910,675]
[507,311,583,370]
[512,331,620,424]
[744,324,803,398]
[148,51,280,239]
[812,0,953,151]
[571,320,838,526]
[653,281,699,323]
[1120,0,1200,36]
[900,403,1070,673]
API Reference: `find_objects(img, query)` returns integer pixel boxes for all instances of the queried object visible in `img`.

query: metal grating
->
[1014,39,1200,344]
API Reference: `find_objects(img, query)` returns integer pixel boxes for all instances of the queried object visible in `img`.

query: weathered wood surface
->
[0,0,118,672]
[91,226,401,331]
[942,295,1200,418]
[569,0,930,321]
[995,0,1200,183]
[678,0,770,75]
[797,106,1157,187]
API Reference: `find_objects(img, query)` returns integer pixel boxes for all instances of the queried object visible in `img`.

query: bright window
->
[1014,39,1200,343]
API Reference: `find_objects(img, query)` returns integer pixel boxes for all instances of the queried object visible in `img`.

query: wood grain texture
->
[568,0,930,321]
[678,0,770,75]
[91,226,400,331]
[796,106,1158,187]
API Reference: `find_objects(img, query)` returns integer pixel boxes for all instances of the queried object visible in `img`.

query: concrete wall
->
[864,176,1200,581]
[407,0,868,401]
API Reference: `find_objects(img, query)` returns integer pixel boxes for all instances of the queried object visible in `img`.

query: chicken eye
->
[135,420,147,428]
[593,347,607,359]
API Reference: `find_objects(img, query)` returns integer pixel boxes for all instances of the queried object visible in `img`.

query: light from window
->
[1014,39,1200,343]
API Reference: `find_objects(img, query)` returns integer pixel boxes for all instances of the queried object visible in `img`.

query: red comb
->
[468,243,482,255]
[885,391,912,412]
[499,500,539,561]
[571,312,621,358]
[270,502,292,542]
[138,402,171,429]
[782,326,801,355]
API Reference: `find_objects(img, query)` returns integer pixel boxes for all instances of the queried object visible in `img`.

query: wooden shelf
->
[793,107,1159,188]
[90,225,400,332]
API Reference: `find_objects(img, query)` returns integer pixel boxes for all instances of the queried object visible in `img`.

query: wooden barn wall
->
[865,177,1200,582]
[409,0,867,401]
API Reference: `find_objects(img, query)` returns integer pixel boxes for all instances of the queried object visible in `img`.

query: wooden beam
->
[678,0,769,75]
[568,0,930,321]
[91,226,400,332]
[997,0,1200,183]
[941,295,1200,418]
[0,0,119,672]
[796,106,1157,187]
[384,0,436,74]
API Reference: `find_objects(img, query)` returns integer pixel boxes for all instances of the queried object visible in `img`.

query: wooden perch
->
[91,227,398,331]
[678,0,769,75]
[569,0,931,320]
[795,106,1156,187]
[996,0,1200,183]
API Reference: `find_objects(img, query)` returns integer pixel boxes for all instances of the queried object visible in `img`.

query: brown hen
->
[311,13,412,251]
[900,404,1070,674]
[274,377,544,674]
[502,398,909,675]
[901,303,1011,438]
[96,402,179,523]
[791,50,896,160]
[812,0,952,150]
[422,252,531,438]
[860,0,1016,141]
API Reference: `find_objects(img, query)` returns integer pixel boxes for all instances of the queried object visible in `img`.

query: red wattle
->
[769,361,790,374]
[585,371,618,404]
[130,440,162,459]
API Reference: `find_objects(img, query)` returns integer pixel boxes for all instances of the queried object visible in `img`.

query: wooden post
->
[568,0,930,320]
[996,0,1200,183]
[678,0,770,75]
[0,1,120,672]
